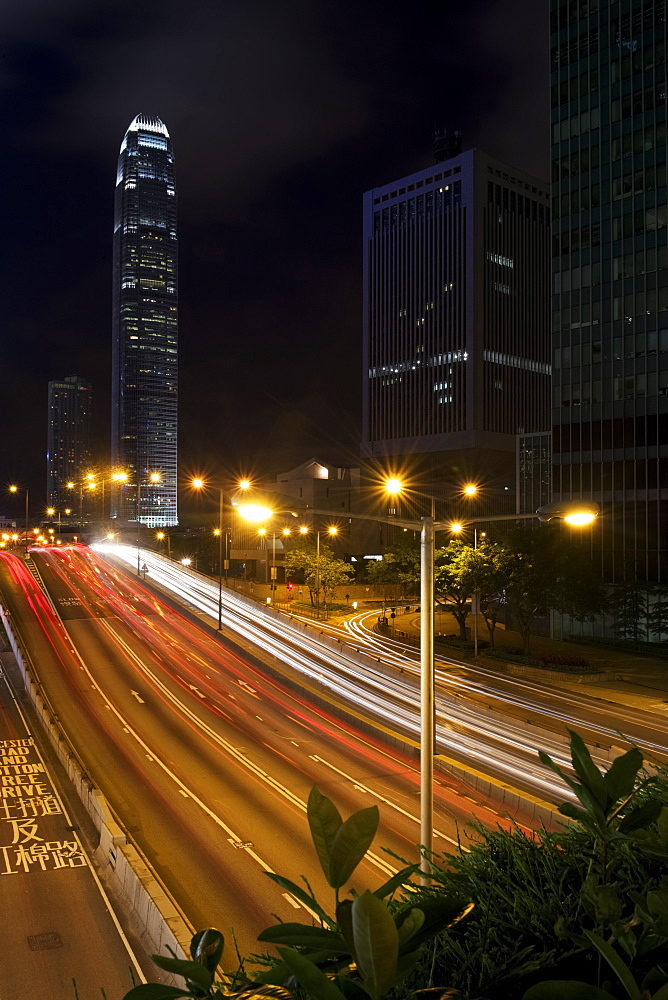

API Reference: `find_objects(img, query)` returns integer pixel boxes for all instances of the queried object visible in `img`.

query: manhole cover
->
[28,932,63,951]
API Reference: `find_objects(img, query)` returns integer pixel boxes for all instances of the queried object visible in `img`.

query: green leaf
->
[395,896,473,953]
[569,731,608,810]
[351,891,399,1000]
[257,923,348,953]
[603,747,643,804]
[396,908,425,949]
[277,947,345,1000]
[328,806,379,889]
[150,956,213,992]
[308,786,343,884]
[651,984,668,1000]
[373,864,420,899]
[190,928,224,974]
[122,987,194,1000]
[658,806,668,841]
[557,802,589,823]
[523,983,613,999]
[583,930,640,1000]
[618,799,662,834]
[336,899,358,965]
[265,872,335,928]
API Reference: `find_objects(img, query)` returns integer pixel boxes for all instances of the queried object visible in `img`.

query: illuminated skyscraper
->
[47,375,92,507]
[362,147,551,487]
[111,114,178,526]
[550,3,668,583]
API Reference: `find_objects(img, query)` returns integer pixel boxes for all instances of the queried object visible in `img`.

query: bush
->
[436,635,489,652]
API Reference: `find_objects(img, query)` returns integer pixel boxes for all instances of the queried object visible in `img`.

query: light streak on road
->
[88,544,590,806]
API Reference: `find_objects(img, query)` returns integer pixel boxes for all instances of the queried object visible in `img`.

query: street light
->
[296,523,338,618]
[137,472,161,575]
[156,531,171,559]
[232,485,600,878]
[191,477,249,630]
[9,486,29,555]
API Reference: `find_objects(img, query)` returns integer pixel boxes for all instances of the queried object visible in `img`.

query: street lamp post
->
[232,485,600,879]
[192,477,244,631]
[9,486,29,556]
[137,472,161,575]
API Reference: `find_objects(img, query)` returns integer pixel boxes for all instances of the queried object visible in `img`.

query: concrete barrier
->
[0,603,192,969]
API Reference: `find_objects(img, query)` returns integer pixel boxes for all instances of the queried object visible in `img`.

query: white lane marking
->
[310,755,459,848]
[65,621,316,915]
[283,893,301,908]
[96,618,397,879]
[130,690,144,703]
[179,790,189,798]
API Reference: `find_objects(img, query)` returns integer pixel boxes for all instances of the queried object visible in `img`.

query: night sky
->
[0,0,548,514]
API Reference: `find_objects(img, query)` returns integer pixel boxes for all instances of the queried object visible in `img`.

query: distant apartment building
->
[550,0,668,581]
[361,145,551,494]
[46,375,92,506]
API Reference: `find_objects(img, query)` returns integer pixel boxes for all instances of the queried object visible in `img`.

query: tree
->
[433,540,478,640]
[609,580,654,643]
[366,538,420,597]
[500,528,608,653]
[471,541,507,649]
[648,584,668,642]
[284,541,353,609]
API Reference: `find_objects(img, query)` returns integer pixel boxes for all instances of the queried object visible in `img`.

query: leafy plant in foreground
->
[124,786,472,1000]
[523,732,668,999]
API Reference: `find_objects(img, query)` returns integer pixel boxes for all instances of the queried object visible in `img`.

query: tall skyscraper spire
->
[111,113,178,527]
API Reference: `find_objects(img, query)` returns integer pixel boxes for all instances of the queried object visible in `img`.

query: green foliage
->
[284,543,354,608]
[255,786,471,999]
[365,540,420,594]
[128,789,470,1000]
[499,528,607,653]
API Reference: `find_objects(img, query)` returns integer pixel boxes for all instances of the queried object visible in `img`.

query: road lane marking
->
[60,622,321,916]
[130,691,144,703]
[309,755,459,847]
[93,618,398,881]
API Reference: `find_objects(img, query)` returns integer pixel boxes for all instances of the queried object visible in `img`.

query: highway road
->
[94,545,668,790]
[0,546,512,960]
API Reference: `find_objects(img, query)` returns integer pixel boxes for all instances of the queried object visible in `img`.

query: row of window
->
[487,182,548,220]
[554,329,668,368]
[556,369,668,407]
[554,165,668,218]
[372,165,461,205]
[372,183,462,234]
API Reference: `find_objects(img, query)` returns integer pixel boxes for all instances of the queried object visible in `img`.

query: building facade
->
[111,114,178,527]
[361,148,551,491]
[46,375,92,507]
[551,0,668,582]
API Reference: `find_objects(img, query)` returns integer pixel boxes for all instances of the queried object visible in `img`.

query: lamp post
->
[191,477,249,631]
[9,486,29,556]
[232,485,600,878]
[137,472,161,575]
[156,531,171,559]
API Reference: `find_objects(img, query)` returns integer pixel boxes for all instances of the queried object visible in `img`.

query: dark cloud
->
[0,0,548,509]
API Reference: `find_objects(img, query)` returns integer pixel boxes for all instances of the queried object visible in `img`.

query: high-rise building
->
[361,147,551,489]
[550,2,668,583]
[47,375,92,507]
[111,114,178,527]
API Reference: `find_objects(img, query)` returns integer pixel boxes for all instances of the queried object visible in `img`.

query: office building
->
[46,375,92,507]
[361,146,551,491]
[111,113,178,527]
[551,1,668,582]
